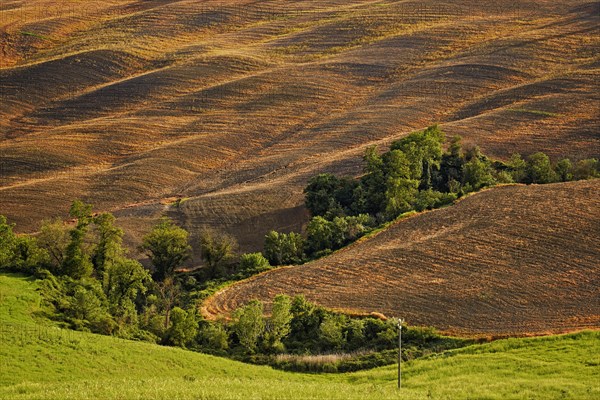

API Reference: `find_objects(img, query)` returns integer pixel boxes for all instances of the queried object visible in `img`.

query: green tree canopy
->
[526,152,557,184]
[263,231,304,266]
[199,228,238,279]
[141,218,191,281]
[233,300,265,353]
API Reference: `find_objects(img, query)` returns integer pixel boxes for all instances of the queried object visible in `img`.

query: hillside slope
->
[205,180,600,336]
[1,273,599,399]
[1,0,598,256]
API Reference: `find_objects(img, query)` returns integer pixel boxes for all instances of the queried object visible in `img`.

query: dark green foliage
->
[37,218,70,274]
[319,314,346,349]
[263,231,305,266]
[305,214,374,257]
[61,200,95,279]
[303,174,358,218]
[199,229,238,279]
[91,213,124,278]
[555,159,573,182]
[238,252,271,278]
[413,190,457,212]
[525,152,558,184]
[390,125,445,186]
[382,150,420,218]
[141,218,191,281]
[104,258,151,333]
[287,295,326,346]
[356,147,387,216]
[462,155,496,193]
[198,320,229,351]
[436,136,465,193]
[165,307,198,348]
[507,153,528,183]
[10,236,48,274]
[573,158,599,180]
[264,294,293,352]
[0,216,17,269]
[0,218,49,274]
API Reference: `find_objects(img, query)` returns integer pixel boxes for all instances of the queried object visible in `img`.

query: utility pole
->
[397,318,404,389]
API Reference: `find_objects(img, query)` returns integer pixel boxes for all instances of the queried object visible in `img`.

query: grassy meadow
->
[0,273,598,399]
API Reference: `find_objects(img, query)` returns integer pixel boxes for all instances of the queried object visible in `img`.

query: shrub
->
[573,158,599,180]
[319,315,346,350]
[233,300,265,353]
[239,253,271,277]
[413,190,456,212]
[263,231,305,266]
[525,152,557,184]
[166,307,198,348]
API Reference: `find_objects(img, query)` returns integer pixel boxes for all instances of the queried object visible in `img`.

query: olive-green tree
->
[199,228,238,279]
[233,300,265,353]
[142,218,191,281]
[264,294,293,352]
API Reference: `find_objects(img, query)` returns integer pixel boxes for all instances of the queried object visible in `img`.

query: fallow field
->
[0,0,598,257]
[205,180,600,336]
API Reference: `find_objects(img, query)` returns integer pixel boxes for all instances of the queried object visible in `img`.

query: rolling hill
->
[204,180,600,336]
[1,0,599,259]
[1,273,599,399]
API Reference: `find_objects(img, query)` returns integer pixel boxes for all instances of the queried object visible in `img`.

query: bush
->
[165,307,198,348]
[573,159,599,180]
[525,152,557,184]
[263,231,305,266]
[319,315,346,350]
[199,321,229,351]
[238,253,271,278]
[413,190,456,212]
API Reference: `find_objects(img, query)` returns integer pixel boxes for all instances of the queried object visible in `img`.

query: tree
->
[304,174,358,218]
[11,235,48,273]
[104,258,151,330]
[233,300,265,353]
[507,153,527,183]
[413,190,457,212]
[0,216,17,269]
[525,152,557,184]
[200,321,229,351]
[263,231,304,266]
[437,135,465,192]
[199,228,238,279]
[306,216,334,256]
[264,294,293,352]
[166,307,198,348]
[304,174,342,217]
[157,276,181,330]
[390,125,445,188]
[92,213,124,279]
[383,150,419,218]
[141,218,191,281]
[462,156,496,192]
[357,146,387,215]
[555,158,573,182]
[319,314,345,349]
[37,218,70,274]
[288,295,324,343]
[344,318,366,350]
[573,159,599,180]
[62,200,94,279]
[239,253,271,277]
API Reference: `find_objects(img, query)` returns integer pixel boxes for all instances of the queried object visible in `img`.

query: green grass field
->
[0,273,598,400]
